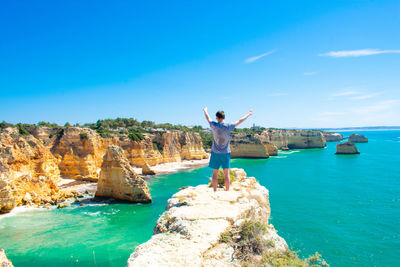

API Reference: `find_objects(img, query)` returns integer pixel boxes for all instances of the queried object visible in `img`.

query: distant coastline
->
[318,126,400,132]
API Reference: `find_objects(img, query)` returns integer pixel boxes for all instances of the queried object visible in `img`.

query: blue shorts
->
[209,152,231,169]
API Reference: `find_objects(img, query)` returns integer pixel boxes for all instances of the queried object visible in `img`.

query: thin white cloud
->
[350,93,381,100]
[245,50,276,63]
[319,49,400,58]
[332,90,360,97]
[303,71,317,76]
[352,100,399,114]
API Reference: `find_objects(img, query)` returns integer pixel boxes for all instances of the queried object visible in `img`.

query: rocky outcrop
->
[230,134,277,158]
[0,249,13,267]
[0,133,66,213]
[155,131,209,163]
[50,127,109,181]
[96,146,152,203]
[335,142,360,154]
[229,129,325,158]
[128,169,289,266]
[141,163,156,175]
[276,130,326,149]
[119,136,163,167]
[348,133,368,143]
[322,132,343,142]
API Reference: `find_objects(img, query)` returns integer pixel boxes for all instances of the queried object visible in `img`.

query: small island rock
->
[348,133,368,143]
[96,146,152,203]
[335,142,360,155]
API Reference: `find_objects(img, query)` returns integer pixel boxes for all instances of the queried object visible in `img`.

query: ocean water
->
[1,130,399,266]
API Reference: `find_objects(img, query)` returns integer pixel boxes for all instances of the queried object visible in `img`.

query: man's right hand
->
[203,107,208,113]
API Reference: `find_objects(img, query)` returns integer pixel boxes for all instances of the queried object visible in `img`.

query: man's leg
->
[212,169,219,192]
[224,168,230,191]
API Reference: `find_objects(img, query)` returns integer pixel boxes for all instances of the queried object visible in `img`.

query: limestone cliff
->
[0,133,66,212]
[229,129,325,158]
[96,145,152,203]
[128,169,290,266]
[50,127,107,181]
[322,132,343,142]
[50,128,207,180]
[0,126,207,212]
[118,136,163,167]
[230,134,277,158]
[154,131,209,163]
[266,129,326,149]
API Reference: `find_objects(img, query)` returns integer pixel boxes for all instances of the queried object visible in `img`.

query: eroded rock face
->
[96,146,152,203]
[128,169,288,266]
[229,129,325,158]
[323,132,343,142]
[348,133,368,143]
[50,127,108,181]
[50,128,208,180]
[119,136,163,167]
[155,131,209,163]
[0,133,63,213]
[0,249,14,267]
[230,134,276,158]
[335,142,360,154]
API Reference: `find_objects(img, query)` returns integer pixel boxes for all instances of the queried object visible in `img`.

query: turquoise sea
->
[1,130,399,266]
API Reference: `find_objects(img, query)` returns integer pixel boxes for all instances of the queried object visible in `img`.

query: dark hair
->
[216,110,225,119]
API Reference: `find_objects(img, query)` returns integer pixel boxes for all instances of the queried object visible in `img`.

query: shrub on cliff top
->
[38,121,60,129]
[16,123,32,136]
[0,121,14,130]
[220,220,329,267]
[128,131,144,142]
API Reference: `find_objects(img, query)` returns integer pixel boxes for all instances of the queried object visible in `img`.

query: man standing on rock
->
[203,107,253,191]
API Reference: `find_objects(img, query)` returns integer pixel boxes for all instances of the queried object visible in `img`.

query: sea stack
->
[96,145,152,203]
[348,133,368,143]
[335,142,360,155]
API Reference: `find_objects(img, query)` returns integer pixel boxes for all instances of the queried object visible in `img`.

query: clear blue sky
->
[1,0,399,128]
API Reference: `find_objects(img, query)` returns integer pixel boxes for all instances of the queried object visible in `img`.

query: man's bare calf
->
[212,168,230,192]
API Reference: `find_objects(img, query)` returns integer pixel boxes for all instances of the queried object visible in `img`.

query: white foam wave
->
[274,156,287,159]
[0,206,49,220]
[279,150,300,155]
[82,211,101,217]
[83,203,109,207]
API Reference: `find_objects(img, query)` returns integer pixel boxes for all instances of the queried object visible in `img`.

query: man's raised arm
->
[203,107,211,124]
[235,110,253,127]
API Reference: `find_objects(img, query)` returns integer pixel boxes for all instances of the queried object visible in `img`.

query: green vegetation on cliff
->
[220,219,329,267]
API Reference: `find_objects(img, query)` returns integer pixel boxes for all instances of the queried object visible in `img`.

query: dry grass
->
[219,219,329,267]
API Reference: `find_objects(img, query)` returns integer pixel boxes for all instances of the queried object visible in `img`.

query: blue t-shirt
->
[209,121,236,153]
